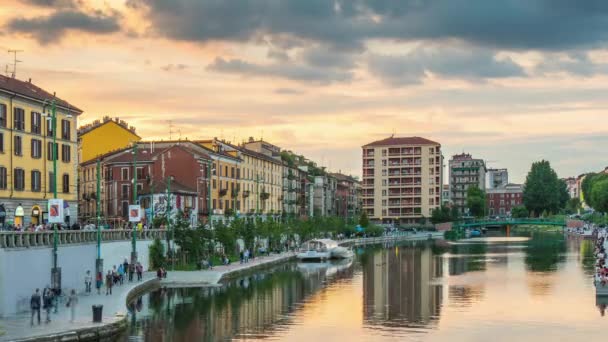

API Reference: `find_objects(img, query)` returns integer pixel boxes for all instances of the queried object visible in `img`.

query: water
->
[122,231,604,341]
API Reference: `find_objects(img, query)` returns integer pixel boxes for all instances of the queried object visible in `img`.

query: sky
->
[1,0,608,183]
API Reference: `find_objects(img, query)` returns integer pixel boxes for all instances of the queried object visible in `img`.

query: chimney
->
[28,78,31,83]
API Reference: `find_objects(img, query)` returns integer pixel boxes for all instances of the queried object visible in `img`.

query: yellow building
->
[239,140,283,215]
[195,139,241,221]
[77,117,140,221]
[0,75,82,227]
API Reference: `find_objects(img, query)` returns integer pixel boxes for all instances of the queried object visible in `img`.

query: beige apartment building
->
[362,136,442,225]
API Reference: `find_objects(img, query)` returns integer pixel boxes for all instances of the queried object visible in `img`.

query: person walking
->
[105,270,113,295]
[30,288,41,326]
[118,264,125,285]
[84,270,92,293]
[66,289,78,323]
[122,259,129,279]
[95,271,103,295]
[112,265,119,285]
[129,262,135,282]
[156,267,163,280]
[42,287,53,323]
[136,262,143,281]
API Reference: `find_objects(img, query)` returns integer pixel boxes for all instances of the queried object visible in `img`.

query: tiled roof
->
[0,74,82,113]
[363,136,439,147]
[240,147,282,165]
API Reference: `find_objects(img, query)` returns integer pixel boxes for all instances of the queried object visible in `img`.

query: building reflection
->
[362,242,443,328]
[128,262,355,341]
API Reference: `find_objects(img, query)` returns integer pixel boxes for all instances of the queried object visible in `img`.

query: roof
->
[0,75,82,113]
[78,117,140,138]
[363,136,439,147]
[80,141,211,166]
[329,172,359,183]
[240,147,282,165]
[144,179,197,195]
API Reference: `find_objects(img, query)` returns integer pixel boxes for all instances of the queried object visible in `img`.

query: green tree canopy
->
[511,205,528,218]
[466,186,486,217]
[565,197,582,215]
[431,205,456,224]
[359,212,370,228]
[591,179,608,213]
[522,160,568,216]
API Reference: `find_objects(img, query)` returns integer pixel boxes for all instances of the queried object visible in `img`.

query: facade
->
[563,177,578,199]
[449,153,486,215]
[486,183,523,217]
[77,116,140,163]
[487,168,508,189]
[0,75,82,227]
[362,136,442,224]
[282,163,301,217]
[330,172,361,221]
[238,146,283,215]
[78,117,140,222]
[83,141,211,227]
[313,175,337,217]
[441,184,450,206]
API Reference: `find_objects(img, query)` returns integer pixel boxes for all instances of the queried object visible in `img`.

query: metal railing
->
[0,229,167,249]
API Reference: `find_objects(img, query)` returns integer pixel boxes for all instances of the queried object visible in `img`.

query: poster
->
[48,199,64,223]
[129,205,142,222]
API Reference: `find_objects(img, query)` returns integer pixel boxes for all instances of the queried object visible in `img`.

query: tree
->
[511,205,528,218]
[148,238,166,270]
[591,179,608,213]
[565,198,581,215]
[466,186,486,218]
[359,212,370,228]
[582,173,608,210]
[523,160,568,216]
[431,205,453,224]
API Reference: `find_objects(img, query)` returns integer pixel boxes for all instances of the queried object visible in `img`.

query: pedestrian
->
[162,267,167,278]
[96,271,103,295]
[42,287,53,323]
[240,250,244,264]
[105,270,113,295]
[122,259,129,277]
[84,270,92,293]
[156,267,162,280]
[129,262,135,282]
[66,289,78,323]
[118,263,125,285]
[136,262,143,281]
[112,265,119,285]
[244,249,249,263]
[30,288,41,326]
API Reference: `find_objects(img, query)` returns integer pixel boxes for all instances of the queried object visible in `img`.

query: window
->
[61,119,71,140]
[122,184,129,199]
[231,167,235,178]
[29,139,41,158]
[224,166,228,177]
[136,167,144,179]
[212,163,217,176]
[46,118,54,137]
[213,179,216,189]
[31,112,41,134]
[0,167,6,189]
[14,136,22,156]
[429,198,434,205]
[429,188,434,195]
[213,199,217,210]
[121,168,129,180]
[60,144,70,162]
[137,183,143,194]
[48,172,55,193]
[0,104,6,127]
[13,108,25,131]
[0,132,4,153]
[62,174,69,193]
[225,200,229,209]
[382,179,387,186]
[31,170,41,192]
[14,168,24,191]
[382,189,387,196]
[47,142,58,161]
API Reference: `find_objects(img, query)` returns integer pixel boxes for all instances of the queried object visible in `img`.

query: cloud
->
[207,57,353,84]
[128,0,608,51]
[160,63,188,72]
[535,52,608,76]
[20,0,75,7]
[368,46,525,85]
[7,9,121,44]
[274,88,305,95]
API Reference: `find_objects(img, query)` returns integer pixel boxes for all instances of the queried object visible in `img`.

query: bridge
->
[452,218,567,230]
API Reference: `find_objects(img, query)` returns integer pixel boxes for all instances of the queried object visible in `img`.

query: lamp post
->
[207,160,212,227]
[131,143,138,265]
[165,176,173,270]
[96,159,103,281]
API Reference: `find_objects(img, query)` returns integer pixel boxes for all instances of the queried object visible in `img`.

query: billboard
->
[48,199,64,223]
[129,205,142,222]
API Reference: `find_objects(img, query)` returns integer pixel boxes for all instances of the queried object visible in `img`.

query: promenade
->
[0,232,440,341]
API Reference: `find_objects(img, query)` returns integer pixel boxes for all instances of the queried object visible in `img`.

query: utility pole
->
[166,176,173,270]
[256,173,260,215]
[207,160,212,227]
[95,159,103,281]
[131,143,138,265]
[45,98,61,293]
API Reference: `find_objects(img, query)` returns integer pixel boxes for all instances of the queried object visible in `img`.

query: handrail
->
[0,229,167,249]
[453,218,567,228]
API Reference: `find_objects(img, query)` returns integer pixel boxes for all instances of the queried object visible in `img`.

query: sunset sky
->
[1,0,607,182]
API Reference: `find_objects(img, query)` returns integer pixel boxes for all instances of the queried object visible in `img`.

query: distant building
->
[362,136,442,224]
[330,172,361,221]
[449,153,486,215]
[486,183,523,217]
[441,184,450,206]
[487,168,508,189]
[77,116,140,163]
[563,177,578,199]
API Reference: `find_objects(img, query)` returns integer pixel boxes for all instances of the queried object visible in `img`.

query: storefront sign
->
[15,205,24,217]
[129,205,142,222]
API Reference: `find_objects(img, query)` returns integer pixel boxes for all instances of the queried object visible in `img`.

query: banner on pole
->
[48,199,64,223]
[129,205,142,222]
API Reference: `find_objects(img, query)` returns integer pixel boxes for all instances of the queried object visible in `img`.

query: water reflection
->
[361,242,443,329]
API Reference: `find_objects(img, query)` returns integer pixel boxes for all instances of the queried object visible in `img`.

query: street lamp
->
[42,97,72,294]
[131,143,138,265]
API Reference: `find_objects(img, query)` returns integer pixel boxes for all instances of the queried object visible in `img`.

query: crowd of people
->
[102,259,145,295]
[594,227,608,286]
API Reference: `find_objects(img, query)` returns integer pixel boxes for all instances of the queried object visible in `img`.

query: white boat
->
[297,239,333,261]
[331,246,354,259]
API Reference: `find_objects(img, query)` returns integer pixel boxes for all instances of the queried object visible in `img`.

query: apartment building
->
[0,75,82,227]
[487,168,508,189]
[449,153,486,215]
[362,136,442,225]
[330,172,361,222]
[486,183,523,217]
[282,163,301,217]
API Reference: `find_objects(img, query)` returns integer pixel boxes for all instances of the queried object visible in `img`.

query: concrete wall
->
[0,239,158,317]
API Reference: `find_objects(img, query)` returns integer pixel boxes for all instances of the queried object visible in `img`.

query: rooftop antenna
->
[178,129,182,140]
[167,120,174,140]
[7,49,23,78]
[391,128,396,138]
[4,64,9,77]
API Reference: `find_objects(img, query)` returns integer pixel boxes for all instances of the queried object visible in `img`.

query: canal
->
[122,230,602,341]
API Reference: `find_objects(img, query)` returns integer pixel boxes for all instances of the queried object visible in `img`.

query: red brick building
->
[486,183,523,217]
